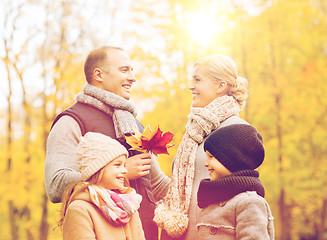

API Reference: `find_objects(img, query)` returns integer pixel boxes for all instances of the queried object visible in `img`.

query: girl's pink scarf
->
[88,185,142,225]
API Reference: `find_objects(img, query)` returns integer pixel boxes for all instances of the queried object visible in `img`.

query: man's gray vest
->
[52,102,158,240]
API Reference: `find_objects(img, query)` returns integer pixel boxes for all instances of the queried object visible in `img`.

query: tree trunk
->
[318,198,327,240]
[39,192,49,240]
[267,14,292,239]
[5,33,19,240]
[39,47,50,240]
[39,87,49,240]
[26,207,34,240]
[9,200,18,240]
[278,188,292,240]
[240,28,249,121]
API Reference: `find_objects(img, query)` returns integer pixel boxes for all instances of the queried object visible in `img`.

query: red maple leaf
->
[141,127,174,155]
[125,125,174,156]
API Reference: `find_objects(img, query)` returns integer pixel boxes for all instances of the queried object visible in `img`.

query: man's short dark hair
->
[84,46,124,84]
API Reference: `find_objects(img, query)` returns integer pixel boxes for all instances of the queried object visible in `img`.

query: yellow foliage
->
[1,0,327,239]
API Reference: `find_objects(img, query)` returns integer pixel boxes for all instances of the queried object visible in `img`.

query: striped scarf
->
[154,95,241,238]
[88,185,142,225]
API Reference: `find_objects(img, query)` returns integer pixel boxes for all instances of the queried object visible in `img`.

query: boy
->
[197,124,274,239]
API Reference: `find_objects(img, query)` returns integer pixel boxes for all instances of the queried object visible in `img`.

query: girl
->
[58,132,145,240]
[154,54,250,239]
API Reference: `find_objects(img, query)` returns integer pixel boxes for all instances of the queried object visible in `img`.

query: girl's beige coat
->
[63,189,145,240]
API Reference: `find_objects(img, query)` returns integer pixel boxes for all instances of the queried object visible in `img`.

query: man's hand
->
[125,152,152,180]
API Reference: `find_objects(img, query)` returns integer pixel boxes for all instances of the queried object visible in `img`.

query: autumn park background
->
[1,0,326,239]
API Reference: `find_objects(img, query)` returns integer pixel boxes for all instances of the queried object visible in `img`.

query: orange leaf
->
[125,125,174,156]
[125,129,147,153]
[141,125,157,140]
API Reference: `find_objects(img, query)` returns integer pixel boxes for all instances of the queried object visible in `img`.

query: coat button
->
[209,227,217,235]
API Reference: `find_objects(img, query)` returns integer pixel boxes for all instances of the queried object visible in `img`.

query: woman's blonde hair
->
[195,54,248,108]
[57,167,129,229]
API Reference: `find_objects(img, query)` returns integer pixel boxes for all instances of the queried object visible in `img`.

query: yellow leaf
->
[141,125,157,141]
[125,128,146,152]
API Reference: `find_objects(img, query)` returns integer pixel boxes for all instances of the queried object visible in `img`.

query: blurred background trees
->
[0,0,326,239]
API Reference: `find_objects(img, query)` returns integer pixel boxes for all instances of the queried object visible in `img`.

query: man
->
[45,46,169,240]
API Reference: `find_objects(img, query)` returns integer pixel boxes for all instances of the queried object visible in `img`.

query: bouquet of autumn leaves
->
[125,125,174,156]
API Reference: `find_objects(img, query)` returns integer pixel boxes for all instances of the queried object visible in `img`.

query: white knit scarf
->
[75,84,138,140]
[154,95,241,238]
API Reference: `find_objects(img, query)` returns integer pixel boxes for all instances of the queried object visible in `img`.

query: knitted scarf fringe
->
[154,95,241,238]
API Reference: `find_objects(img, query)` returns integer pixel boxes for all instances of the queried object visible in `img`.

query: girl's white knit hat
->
[77,132,128,180]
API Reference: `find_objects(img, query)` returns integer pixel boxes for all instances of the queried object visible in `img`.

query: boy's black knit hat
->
[204,124,265,172]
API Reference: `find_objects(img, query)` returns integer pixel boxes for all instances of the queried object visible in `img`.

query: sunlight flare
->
[185,11,225,47]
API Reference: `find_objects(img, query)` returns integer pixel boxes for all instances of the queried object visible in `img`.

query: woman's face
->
[189,65,221,108]
[98,155,127,190]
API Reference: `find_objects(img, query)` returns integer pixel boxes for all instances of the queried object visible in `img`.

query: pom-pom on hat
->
[204,124,265,172]
[77,132,128,180]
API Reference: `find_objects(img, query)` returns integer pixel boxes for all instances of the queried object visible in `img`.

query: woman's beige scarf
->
[75,84,138,140]
[154,95,241,238]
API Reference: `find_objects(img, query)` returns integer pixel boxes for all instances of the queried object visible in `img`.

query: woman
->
[154,54,249,239]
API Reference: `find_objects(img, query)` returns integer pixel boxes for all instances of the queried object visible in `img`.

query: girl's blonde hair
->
[195,54,248,109]
[57,168,129,229]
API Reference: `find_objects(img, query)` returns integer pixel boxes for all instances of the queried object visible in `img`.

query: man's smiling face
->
[101,49,136,100]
